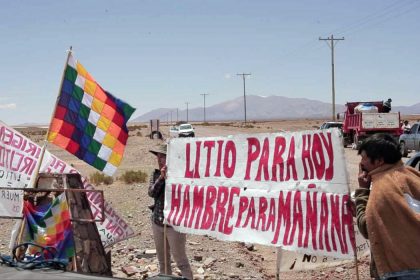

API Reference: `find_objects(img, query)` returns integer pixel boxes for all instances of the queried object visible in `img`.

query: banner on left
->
[0,121,135,247]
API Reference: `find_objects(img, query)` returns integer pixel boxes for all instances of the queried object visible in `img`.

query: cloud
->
[224,73,232,79]
[0,103,17,109]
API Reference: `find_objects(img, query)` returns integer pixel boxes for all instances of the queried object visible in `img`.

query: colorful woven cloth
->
[48,53,135,175]
[23,193,75,260]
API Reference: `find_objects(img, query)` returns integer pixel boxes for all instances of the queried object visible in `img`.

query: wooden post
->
[354,249,360,280]
[164,224,168,275]
[353,224,360,280]
[276,247,282,280]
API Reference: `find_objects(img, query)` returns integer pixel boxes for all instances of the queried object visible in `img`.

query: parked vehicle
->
[406,151,420,171]
[399,122,420,157]
[178,123,195,137]
[340,101,401,149]
[169,126,179,138]
[320,121,343,130]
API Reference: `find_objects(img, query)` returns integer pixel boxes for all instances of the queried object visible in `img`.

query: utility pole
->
[237,73,251,124]
[185,102,189,122]
[200,93,209,123]
[319,34,344,121]
[176,108,178,123]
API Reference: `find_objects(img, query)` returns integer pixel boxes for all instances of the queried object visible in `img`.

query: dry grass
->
[118,170,148,184]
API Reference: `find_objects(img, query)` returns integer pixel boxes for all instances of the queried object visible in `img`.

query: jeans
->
[151,223,193,280]
[381,269,420,280]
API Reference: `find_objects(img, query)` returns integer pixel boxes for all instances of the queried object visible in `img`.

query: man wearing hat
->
[148,144,193,279]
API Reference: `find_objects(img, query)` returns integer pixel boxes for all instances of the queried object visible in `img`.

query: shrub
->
[90,172,114,185]
[119,170,148,184]
[102,176,114,185]
[219,122,233,127]
[128,124,147,131]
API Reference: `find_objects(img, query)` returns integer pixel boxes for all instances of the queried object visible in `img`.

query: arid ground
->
[1,118,417,279]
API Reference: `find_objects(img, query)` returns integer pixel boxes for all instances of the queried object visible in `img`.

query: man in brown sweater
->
[355,133,420,279]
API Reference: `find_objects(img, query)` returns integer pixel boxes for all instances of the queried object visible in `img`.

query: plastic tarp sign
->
[165,129,355,259]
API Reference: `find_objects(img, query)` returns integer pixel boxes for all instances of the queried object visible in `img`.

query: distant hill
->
[131,95,420,123]
[394,102,420,115]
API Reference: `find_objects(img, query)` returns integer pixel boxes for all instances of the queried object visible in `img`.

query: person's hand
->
[358,163,371,189]
[160,165,167,180]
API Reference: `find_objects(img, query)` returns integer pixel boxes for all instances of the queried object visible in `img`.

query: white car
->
[320,121,343,130]
[178,124,195,137]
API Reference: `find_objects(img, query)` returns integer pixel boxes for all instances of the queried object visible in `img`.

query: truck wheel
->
[343,137,349,148]
[399,142,408,157]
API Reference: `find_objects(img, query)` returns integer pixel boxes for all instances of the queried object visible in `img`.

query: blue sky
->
[1,0,419,125]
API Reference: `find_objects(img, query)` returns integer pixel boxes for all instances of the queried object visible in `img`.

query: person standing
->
[148,144,193,280]
[383,98,392,113]
[355,133,420,279]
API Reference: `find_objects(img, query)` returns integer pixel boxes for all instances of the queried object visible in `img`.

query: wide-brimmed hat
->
[149,144,167,156]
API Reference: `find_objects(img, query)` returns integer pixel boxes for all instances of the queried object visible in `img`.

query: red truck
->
[340,101,402,148]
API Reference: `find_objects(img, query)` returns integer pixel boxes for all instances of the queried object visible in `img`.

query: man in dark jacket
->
[383,98,392,113]
[148,144,193,280]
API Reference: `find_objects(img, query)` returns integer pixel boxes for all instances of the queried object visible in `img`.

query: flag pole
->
[45,46,73,140]
[30,46,73,188]
[15,47,75,257]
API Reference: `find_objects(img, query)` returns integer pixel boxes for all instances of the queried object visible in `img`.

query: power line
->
[341,1,420,38]
[200,93,209,123]
[330,0,416,36]
[185,102,189,122]
[319,35,345,121]
[276,0,418,65]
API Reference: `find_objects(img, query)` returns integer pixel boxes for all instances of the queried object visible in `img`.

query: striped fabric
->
[48,54,135,175]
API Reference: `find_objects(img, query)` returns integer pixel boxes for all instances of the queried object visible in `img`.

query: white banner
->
[278,219,369,272]
[165,129,355,259]
[0,121,135,247]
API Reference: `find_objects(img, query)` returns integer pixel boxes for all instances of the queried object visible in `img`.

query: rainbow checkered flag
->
[48,53,135,175]
[23,193,75,261]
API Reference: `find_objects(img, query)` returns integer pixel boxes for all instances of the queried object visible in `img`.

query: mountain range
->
[131,95,420,123]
